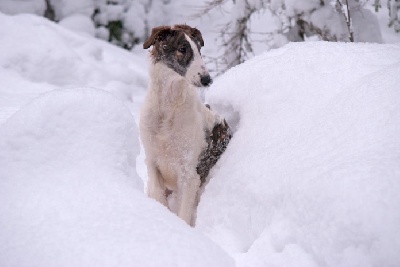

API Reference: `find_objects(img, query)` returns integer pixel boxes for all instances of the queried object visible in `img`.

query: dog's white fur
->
[140,34,220,226]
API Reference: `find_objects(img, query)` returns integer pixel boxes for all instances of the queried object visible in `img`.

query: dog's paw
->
[215,114,228,127]
[211,119,231,144]
[203,104,230,141]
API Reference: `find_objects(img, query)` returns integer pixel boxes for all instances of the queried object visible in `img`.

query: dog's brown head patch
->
[143,26,173,50]
[143,24,210,87]
[143,25,204,50]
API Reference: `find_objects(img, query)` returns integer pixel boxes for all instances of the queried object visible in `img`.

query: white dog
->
[140,25,223,226]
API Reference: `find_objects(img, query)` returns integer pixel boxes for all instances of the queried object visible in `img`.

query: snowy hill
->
[0,89,233,267]
[1,12,400,267]
[0,13,148,125]
[200,42,400,267]
[0,13,233,267]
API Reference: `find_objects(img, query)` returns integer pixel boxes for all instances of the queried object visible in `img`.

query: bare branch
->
[188,0,229,19]
[336,0,354,42]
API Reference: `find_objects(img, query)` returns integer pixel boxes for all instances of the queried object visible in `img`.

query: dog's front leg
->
[146,163,168,207]
[177,173,201,226]
[202,104,225,132]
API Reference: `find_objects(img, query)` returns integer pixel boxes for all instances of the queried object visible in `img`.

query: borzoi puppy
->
[140,25,223,226]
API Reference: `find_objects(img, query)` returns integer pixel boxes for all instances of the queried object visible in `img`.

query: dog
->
[140,24,228,226]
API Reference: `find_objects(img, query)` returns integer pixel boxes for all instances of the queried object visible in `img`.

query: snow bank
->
[0,89,234,267]
[0,13,147,124]
[2,8,399,267]
[0,0,44,16]
[59,14,95,36]
[199,42,400,267]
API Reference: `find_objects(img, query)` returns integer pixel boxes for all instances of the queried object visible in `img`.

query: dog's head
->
[143,24,212,87]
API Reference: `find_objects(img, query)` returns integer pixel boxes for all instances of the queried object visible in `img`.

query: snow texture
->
[0,13,147,125]
[0,89,233,267]
[199,42,400,267]
[1,7,400,267]
[59,14,95,36]
[50,0,93,19]
[0,0,45,16]
[0,13,234,267]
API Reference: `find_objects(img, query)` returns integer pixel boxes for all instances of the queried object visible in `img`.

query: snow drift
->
[1,10,400,267]
[0,89,234,267]
[0,13,147,125]
[198,42,400,267]
[0,14,234,265]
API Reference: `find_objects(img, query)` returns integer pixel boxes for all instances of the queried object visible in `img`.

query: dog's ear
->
[190,28,204,47]
[143,26,173,49]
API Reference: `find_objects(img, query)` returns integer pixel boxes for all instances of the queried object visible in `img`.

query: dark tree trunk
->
[44,0,56,22]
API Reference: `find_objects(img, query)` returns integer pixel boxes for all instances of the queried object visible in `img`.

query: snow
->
[309,5,347,40]
[199,42,400,266]
[0,13,147,125]
[0,89,233,267]
[0,13,234,267]
[59,14,95,36]
[367,2,400,43]
[49,0,94,19]
[0,0,44,16]
[125,2,146,38]
[1,8,400,267]
[284,0,320,17]
[352,7,383,43]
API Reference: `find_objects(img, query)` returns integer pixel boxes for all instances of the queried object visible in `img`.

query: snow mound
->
[0,0,44,16]
[0,89,234,267]
[59,14,95,36]
[0,13,145,89]
[0,13,148,125]
[199,42,400,267]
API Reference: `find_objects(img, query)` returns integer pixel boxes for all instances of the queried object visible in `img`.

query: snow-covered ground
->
[0,13,233,267]
[200,42,400,267]
[1,11,400,267]
[0,88,233,267]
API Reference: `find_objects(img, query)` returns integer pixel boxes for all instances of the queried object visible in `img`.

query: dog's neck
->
[149,61,189,91]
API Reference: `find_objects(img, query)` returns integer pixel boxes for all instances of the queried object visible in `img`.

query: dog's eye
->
[178,46,187,53]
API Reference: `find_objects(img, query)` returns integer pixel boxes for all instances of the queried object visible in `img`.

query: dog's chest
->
[143,91,207,151]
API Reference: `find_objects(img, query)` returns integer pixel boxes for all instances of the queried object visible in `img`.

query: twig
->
[337,0,354,42]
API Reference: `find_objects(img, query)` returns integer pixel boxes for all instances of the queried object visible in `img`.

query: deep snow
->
[0,12,148,125]
[0,89,233,267]
[0,13,234,267]
[1,11,400,267]
[199,42,400,267]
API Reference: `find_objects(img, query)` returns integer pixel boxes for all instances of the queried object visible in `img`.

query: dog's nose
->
[200,75,212,87]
